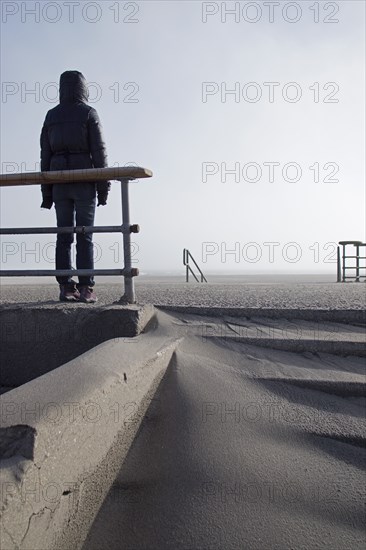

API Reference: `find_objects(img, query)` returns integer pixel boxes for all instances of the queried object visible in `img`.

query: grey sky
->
[0,1,365,274]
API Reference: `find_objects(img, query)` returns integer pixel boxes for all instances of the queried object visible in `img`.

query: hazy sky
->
[0,0,365,275]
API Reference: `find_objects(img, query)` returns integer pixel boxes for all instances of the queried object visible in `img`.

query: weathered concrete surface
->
[0,311,182,550]
[0,304,155,388]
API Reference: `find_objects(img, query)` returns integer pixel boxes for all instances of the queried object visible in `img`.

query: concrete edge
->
[0,328,183,550]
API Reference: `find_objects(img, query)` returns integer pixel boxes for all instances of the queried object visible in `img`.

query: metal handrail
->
[0,224,139,235]
[0,166,153,303]
[0,166,152,186]
[183,248,207,283]
[337,241,366,282]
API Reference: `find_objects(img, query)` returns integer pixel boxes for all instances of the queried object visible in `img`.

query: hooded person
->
[40,70,111,303]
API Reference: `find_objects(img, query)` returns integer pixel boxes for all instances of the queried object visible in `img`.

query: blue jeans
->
[54,182,96,287]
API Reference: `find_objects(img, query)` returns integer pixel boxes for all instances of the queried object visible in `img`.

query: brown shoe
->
[59,284,80,302]
[78,286,97,303]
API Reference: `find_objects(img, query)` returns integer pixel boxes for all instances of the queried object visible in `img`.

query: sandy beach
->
[1,274,365,309]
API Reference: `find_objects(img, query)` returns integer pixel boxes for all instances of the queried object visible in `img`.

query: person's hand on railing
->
[41,197,53,209]
[97,192,108,206]
[96,179,110,206]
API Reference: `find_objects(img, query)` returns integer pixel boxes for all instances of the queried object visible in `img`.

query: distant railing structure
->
[337,241,366,282]
[0,166,153,303]
[183,248,207,283]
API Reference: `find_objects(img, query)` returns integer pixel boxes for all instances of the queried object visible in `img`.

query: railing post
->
[120,178,135,303]
[183,249,189,282]
[337,246,341,282]
[356,244,360,282]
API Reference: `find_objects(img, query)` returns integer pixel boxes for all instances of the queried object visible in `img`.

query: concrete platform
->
[0,304,155,389]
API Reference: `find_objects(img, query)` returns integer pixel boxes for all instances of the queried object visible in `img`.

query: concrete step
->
[0,316,183,550]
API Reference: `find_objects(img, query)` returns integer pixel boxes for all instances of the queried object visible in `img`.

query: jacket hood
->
[59,71,89,103]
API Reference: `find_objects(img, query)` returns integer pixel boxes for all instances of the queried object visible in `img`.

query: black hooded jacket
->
[40,71,110,203]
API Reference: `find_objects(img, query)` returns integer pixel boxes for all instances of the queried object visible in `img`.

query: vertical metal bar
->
[356,245,360,282]
[121,178,135,303]
[184,249,189,282]
[342,244,346,282]
[337,246,341,282]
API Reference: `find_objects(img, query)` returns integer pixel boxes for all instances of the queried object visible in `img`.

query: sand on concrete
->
[81,309,366,550]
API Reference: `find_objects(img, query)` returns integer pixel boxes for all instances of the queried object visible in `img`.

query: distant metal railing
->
[337,241,366,282]
[183,248,207,283]
[0,166,153,303]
